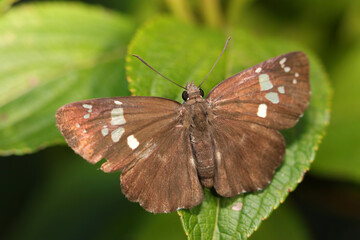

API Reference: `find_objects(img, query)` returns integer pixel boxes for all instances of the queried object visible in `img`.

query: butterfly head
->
[182,82,204,102]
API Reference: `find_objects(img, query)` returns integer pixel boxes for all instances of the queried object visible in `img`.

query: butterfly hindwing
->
[120,126,203,213]
[207,51,310,130]
[211,118,285,197]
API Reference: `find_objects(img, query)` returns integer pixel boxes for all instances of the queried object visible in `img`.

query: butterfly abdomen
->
[188,101,215,188]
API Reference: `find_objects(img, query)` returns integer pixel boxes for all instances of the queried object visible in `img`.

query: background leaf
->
[311,43,360,183]
[127,17,330,239]
[0,0,18,14]
[0,2,135,155]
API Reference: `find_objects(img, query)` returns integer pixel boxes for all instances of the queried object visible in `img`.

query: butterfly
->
[56,39,310,213]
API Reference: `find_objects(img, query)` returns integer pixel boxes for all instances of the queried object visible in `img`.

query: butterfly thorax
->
[183,82,215,188]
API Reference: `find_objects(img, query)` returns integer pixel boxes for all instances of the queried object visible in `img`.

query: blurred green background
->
[1,0,359,239]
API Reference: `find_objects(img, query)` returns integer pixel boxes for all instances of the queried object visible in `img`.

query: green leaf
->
[0,2,135,155]
[340,1,360,45]
[0,0,18,14]
[127,17,330,239]
[311,43,360,183]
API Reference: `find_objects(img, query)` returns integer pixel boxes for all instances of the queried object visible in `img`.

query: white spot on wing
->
[284,66,291,72]
[215,151,222,165]
[190,155,196,168]
[111,127,125,142]
[76,123,80,128]
[127,135,139,150]
[83,114,90,119]
[83,104,92,113]
[216,151,221,160]
[279,57,287,65]
[101,127,109,136]
[259,74,273,91]
[114,100,123,105]
[82,104,92,109]
[255,67,262,73]
[265,92,280,104]
[111,108,126,125]
[295,72,299,77]
[83,129,87,133]
[278,86,285,94]
[293,79,297,84]
[257,104,267,118]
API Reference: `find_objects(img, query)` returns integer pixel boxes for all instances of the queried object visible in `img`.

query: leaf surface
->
[0,2,135,155]
[127,17,330,239]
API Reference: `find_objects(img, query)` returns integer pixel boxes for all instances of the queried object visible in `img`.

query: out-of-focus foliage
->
[311,0,360,184]
[0,3,135,155]
[1,0,359,240]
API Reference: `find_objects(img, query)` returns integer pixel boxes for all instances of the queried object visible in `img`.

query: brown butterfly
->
[56,38,310,213]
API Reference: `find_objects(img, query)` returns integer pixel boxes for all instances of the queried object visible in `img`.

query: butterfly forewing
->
[56,97,180,169]
[207,51,310,130]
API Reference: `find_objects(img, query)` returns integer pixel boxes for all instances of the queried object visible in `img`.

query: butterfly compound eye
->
[199,88,204,97]
[182,91,189,101]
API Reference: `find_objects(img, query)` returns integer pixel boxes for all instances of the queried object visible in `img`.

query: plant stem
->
[164,0,196,24]
[199,0,224,28]
[226,0,254,27]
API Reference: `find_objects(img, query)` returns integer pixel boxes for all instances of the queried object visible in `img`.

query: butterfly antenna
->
[199,36,231,88]
[132,55,186,90]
